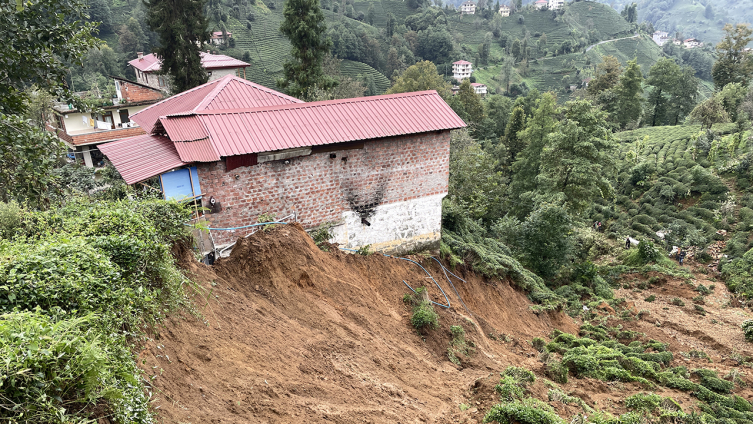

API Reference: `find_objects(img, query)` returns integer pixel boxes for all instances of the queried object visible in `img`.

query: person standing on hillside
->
[677,248,686,266]
[625,237,631,249]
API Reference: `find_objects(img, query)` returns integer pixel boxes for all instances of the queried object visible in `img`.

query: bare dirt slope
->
[139,225,753,423]
[140,224,575,423]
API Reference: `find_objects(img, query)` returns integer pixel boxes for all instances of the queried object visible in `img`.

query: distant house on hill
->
[210,31,232,45]
[471,83,487,95]
[460,0,476,14]
[652,30,671,46]
[684,38,702,48]
[47,76,164,168]
[548,0,564,10]
[99,75,466,255]
[128,52,249,92]
[498,4,510,16]
[535,0,548,9]
[452,60,473,81]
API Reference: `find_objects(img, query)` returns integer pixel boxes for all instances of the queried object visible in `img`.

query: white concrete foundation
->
[330,193,445,255]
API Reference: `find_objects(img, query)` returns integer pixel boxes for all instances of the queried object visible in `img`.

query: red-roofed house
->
[99,76,466,254]
[471,82,487,95]
[210,31,232,45]
[128,52,250,92]
[453,60,473,81]
[47,76,165,167]
[535,0,547,9]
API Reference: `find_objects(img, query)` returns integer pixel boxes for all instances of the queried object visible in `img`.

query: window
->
[158,76,166,87]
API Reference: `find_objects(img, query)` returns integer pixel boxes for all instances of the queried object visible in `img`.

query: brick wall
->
[70,126,146,146]
[197,131,451,247]
[120,80,163,103]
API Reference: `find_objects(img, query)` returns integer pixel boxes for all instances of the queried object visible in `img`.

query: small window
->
[158,76,166,87]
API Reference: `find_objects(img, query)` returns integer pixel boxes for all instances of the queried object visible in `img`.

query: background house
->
[452,60,473,81]
[99,76,466,255]
[652,30,670,46]
[471,83,487,95]
[460,1,476,14]
[48,77,164,167]
[210,31,232,45]
[128,52,250,92]
[548,0,564,10]
[535,0,548,9]
[499,4,510,16]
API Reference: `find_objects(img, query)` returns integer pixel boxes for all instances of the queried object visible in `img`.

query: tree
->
[387,61,452,99]
[704,4,713,19]
[718,82,747,122]
[613,58,643,128]
[277,0,336,100]
[538,33,547,53]
[145,0,210,94]
[500,55,515,94]
[480,33,492,65]
[538,100,615,214]
[456,79,484,125]
[508,93,557,218]
[416,27,454,64]
[503,106,527,162]
[88,0,113,34]
[621,2,637,23]
[646,58,698,126]
[0,0,98,207]
[309,54,366,100]
[511,39,522,62]
[587,56,622,95]
[367,4,375,25]
[386,13,396,38]
[712,23,753,90]
[690,96,730,129]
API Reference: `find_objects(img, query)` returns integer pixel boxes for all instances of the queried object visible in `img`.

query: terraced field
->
[341,60,391,94]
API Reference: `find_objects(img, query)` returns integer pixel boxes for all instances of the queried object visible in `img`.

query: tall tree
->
[503,106,527,162]
[613,58,643,128]
[508,93,556,218]
[712,23,753,90]
[587,55,622,95]
[646,58,698,126]
[0,0,99,206]
[145,0,210,93]
[690,96,730,129]
[278,0,335,100]
[538,100,615,214]
[386,61,452,99]
[456,79,484,125]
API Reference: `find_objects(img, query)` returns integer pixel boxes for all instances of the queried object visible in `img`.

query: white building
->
[499,4,510,16]
[684,38,702,48]
[452,60,473,81]
[471,83,487,95]
[460,0,476,14]
[210,31,232,45]
[652,30,670,46]
[128,52,250,92]
[535,0,548,9]
[548,0,564,10]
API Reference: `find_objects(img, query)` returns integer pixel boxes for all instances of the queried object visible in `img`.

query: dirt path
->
[585,33,640,52]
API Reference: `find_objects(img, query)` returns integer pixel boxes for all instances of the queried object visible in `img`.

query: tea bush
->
[484,397,565,424]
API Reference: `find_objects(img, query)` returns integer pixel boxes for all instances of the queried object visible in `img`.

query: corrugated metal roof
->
[159,90,466,160]
[453,60,472,65]
[130,75,302,134]
[174,138,221,162]
[128,52,249,73]
[98,134,186,184]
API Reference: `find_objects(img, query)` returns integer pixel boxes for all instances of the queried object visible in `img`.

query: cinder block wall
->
[197,131,450,252]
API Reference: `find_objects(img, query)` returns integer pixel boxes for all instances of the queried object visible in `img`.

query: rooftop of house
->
[535,0,548,4]
[453,60,472,65]
[129,52,249,73]
[471,83,486,87]
[211,31,232,38]
[461,1,475,5]
[100,80,466,184]
[130,74,302,134]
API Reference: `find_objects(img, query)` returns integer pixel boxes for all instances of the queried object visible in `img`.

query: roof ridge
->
[193,75,235,111]
[132,79,223,119]
[172,90,440,117]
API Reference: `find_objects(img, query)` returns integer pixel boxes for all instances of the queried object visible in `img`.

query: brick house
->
[48,77,164,167]
[99,75,466,254]
[129,52,250,92]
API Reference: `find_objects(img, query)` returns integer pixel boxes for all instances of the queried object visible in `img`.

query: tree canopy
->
[386,61,452,99]
[712,23,753,90]
[145,0,210,93]
[278,0,336,100]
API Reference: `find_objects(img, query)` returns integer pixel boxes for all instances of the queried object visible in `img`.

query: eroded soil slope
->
[140,224,575,423]
[140,225,753,423]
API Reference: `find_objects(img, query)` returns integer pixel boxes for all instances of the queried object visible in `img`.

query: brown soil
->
[139,225,753,423]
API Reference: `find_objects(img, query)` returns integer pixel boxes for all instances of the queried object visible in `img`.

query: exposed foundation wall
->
[196,131,450,252]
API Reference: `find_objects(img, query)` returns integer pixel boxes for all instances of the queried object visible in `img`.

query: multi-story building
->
[548,0,564,10]
[460,1,476,14]
[452,60,473,81]
[499,4,511,16]
[652,31,671,46]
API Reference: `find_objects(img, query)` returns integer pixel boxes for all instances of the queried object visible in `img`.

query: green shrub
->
[483,397,565,424]
[545,360,568,384]
[694,369,734,394]
[743,320,753,342]
[532,337,546,352]
[411,300,439,330]
[310,222,333,250]
[0,201,23,239]
[0,311,151,423]
[671,297,685,306]
[644,295,656,302]
[495,375,524,401]
[503,366,536,385]
[624,392,662,412]
[448,325,474,365]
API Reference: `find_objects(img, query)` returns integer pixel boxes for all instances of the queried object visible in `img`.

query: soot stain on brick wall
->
[343,178,387,223]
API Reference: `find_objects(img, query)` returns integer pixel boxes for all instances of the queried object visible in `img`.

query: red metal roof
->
[159,90,466,162]
[130,75,302,134]
[453,60,472,65]
[128,52,249,73]
[98,134,186,184]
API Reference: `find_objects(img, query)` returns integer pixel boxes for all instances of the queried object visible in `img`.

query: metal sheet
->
[98,134,186,184]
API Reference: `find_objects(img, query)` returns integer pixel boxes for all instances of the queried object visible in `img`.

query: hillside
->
[596,0,753,45]
[138,223,753,422]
